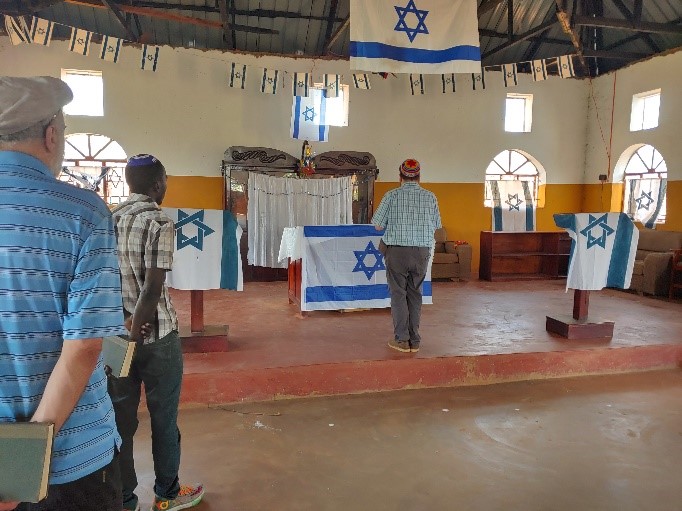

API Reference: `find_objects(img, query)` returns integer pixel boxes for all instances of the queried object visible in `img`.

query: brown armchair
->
[629,230,682,296]
[431,228,472,281]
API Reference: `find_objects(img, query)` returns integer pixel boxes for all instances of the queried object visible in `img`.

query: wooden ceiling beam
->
[482,17,558,59]
[582,48,649,60]
[574,15,682,35]
[321,0,339,56]
[324,15,348,54]
[217,0,233,48]
[609,0,660,53]
[101,0,137,41]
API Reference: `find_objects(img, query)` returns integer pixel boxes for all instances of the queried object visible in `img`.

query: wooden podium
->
[178,290,229,353]
[546,289,614,339]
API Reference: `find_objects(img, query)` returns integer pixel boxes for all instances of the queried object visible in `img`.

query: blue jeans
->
[108,330,183,510]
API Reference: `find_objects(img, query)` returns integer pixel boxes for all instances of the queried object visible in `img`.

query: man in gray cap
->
[0,76,126,510]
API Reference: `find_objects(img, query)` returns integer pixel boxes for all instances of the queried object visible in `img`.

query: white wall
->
[1,37,589,183]
[584,48,682,182]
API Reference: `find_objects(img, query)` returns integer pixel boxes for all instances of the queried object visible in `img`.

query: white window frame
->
[622,144,667,224]
[484,149,543,207]
[629,89,661,131]
[504,93,533,133]
[60,69,104,117]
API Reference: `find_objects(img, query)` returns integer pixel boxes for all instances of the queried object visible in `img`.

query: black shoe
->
[409,342,420,353]
[388,339,411,353]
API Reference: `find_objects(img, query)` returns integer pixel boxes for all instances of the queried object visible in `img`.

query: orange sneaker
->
[150,484,204,511]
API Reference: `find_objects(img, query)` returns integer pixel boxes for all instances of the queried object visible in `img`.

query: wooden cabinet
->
[479,231,571,281]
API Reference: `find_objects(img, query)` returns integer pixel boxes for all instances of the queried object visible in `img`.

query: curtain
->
[247,173,353,268]
[628,178,667,229]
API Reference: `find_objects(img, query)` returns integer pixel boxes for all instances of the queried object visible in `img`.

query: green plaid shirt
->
[372,182,442,247]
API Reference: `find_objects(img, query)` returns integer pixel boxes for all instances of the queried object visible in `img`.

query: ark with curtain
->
[222,146,379,282]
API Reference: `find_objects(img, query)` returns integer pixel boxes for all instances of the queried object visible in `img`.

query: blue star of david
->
[579,213,615,249]
[107,46,114,52]
[394,0,429,43]
[297,81,305,87]
[77,38,85,45]
[302,106,316,122]
[147,55,154,61]
[505,193,523,211]
[175,209,215,250]
[234,72,241,79]
[352,241,386,280]
[635,191,654,211]
[38,28,45,35]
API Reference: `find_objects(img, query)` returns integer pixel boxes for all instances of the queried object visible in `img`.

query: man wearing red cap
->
[373,159,442,353]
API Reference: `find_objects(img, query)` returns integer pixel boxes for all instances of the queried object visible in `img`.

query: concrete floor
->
[130,370,682,511]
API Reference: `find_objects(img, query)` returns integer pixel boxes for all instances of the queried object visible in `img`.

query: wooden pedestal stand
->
[178,290,229,353]
[546,290,614,339]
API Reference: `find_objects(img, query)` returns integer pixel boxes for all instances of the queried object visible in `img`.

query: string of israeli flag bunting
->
[5,14,578,93]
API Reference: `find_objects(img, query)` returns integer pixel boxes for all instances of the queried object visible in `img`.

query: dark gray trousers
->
[385,245,431,342]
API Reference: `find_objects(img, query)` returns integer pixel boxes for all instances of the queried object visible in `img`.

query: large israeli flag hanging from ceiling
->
[554,213,638,291]
[349,0,481,74]
[300,225,432,311]
[163,208,243,291]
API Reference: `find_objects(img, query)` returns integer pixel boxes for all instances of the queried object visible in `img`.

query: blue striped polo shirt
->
[0,151,125,484]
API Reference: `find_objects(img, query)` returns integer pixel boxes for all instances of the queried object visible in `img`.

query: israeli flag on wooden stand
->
[323,74,340,97]
[141,45,160,71]
[30,17,53,46]
[292,72,310,96]
[490,180,535,232]
[554,213,638,291]
[349,0,481,74]
[4,15,31,45]
[69,28,91,56]
[409,73,424,95]
[163,208,243,291]
[228,63,247,89]
[532,59,547,81]
[261,68,279,94]
[558,55,575,78]
[291,89,329,142]
[441,73,455,93]
[99,35,122,62]
[300,225,432,311]
[352,73,371,89]
[502,63,517,87]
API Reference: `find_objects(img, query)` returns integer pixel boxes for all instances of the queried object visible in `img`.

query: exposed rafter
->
[101,0,137,42]
[321,0,339,56]
[582,48,649,60]
[482,18,558,59]
[608,0,660,53]
[324,16,349,54]
[573,15,682,35]
[217,0,233,49]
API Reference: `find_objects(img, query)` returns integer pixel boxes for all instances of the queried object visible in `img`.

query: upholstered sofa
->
[629,230,682,296]
[431,228,472,281]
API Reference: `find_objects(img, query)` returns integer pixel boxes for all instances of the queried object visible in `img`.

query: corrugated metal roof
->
[2,0,681,76]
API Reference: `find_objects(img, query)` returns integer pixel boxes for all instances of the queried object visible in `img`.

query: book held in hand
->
[102,335,137,378]
[0,421,54,503]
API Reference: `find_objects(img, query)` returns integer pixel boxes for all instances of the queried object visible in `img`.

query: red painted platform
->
[171,280,682,405]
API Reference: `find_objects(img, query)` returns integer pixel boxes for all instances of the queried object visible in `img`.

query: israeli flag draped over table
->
[286,225,432,312]
[162,208,243,291]
[349,0,481,74]
[554,213,638,291]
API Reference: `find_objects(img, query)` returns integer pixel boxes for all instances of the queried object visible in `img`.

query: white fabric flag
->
[141,45,160,71]
[352,73,371,89]
[502,63,517,87]
[409,73,424,95]
[298,225,433,311]
[292,72,311,97]
[441,73,455,93]
[228,63,247,89]
[163,208,243,291]
[558,55,575,78]
[4,15,31,45]
[69,28,92,56]
[30,17,53,46]
[290,88,329,142]
[99,35,122,62]
[471,69,486,90]
[349,0,481,74]
[261,68,280,94]
[490,180,536,232]
[531,59,547,81]
[323,74,340,98]
[554,213,638,291]
[628,178,667,229]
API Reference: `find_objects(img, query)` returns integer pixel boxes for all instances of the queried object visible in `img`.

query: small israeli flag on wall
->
[163,208,243,291]
[409,74,424,95]
[472,69,486,90]
[323,74,340,98]
[261,68,280,94]
[558,55,575,78]
[30,17,53,46]
[69,28,91,56]
[352,73,371,89]
[554,213,638,291]
[228,63,247,89]
[441,73,456,93]
[502,63,517,87]
[292,72,311,97]
[99,35,122,63]
[291,89,330,142]
[141,45,160,71]
[532,59,547,81]
[4,15,31,45]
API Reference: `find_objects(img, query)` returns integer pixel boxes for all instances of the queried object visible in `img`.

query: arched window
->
[60,133,129,205]
[618,144,667,226]
[484,149,545,207]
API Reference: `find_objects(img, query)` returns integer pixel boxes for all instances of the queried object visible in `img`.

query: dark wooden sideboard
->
[479,231,571,281]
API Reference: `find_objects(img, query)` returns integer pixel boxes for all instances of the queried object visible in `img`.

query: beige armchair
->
[431,228,472,281]
[629,230,682,296]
